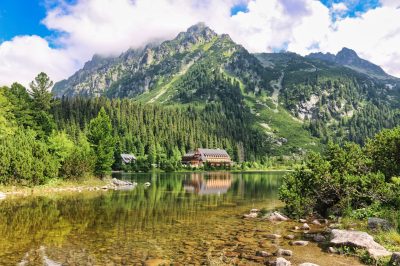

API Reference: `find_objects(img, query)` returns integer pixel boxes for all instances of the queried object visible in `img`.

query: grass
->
[0,176,108,198]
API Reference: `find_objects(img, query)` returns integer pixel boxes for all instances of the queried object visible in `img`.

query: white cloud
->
[0,35,76,88]
[0,0,400,87]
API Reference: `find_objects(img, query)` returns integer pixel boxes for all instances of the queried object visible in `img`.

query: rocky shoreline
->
[241,208,398,266]
[0,178,139,200]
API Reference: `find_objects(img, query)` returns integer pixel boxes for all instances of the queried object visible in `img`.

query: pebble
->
[285,235,295,240]
[290,240,309,246]
[312,219,321,225]
[275,248,293,257]
[256,250,272,257]
[265,234,282,239]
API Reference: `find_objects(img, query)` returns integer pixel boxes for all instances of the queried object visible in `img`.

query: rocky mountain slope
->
[53,23,400,152]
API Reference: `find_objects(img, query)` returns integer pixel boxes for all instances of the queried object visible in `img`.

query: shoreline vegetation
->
[278,126,400,265]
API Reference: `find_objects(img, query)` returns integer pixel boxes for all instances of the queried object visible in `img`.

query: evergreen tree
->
[87,107,115,176]
[29,72,53,111]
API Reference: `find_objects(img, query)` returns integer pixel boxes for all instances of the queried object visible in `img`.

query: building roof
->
[121,154,136,163]
[197,148,230,159]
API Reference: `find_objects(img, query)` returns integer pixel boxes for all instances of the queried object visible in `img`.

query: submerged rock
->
[290,240,309,246]
[265,234,282,239]
[267,257,291,266]
[265,211,289,222]
[330,229,392,258]
[313,234,326,243]
[275,248,293,257]
[256,250,272,257]
[389,252,400,266]
[300,223,310,230]
[243,212,258,218]
[368,217,392,231]
[285,235,295,240]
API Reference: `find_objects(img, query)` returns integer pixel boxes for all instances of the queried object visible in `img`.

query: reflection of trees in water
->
[0,172,284,264]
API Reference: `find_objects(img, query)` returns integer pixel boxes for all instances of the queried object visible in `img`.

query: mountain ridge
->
[52,23,400,152]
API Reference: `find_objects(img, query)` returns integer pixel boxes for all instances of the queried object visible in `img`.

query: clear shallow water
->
[0,172,362,265]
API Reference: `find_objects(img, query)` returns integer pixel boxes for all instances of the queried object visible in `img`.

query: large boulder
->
[368,217,392,231]
[389,252,400,266]
[330,229,392,258]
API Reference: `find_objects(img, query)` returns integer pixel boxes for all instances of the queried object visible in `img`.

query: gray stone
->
[243,212,258,218]
[265,234,282,239]
[328,247,338,254]
[368,217,392,231]
[300,223,310,230]
[268,257,291,266]
[313,234,326,242]
[330,229,392,258]
[299,263,320,266]
[0,192,6,200]
[255,250,272,257]
[112,178,135,187]
[290,240,309,246]
[275,248,293,257]
[312,219,321,225]
[299,219,307,223]
[265,211,289,222]
[285,235,295,240]
[389,252,400,266]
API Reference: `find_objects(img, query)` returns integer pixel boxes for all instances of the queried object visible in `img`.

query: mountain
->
[307,47,393,79]
[53,23,273,100]
[53,23,400,155]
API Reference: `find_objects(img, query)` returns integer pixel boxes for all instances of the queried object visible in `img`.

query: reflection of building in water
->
[182,148,232,167]
[183,173,232,195]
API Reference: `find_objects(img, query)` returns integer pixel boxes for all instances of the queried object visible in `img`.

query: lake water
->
[0,172,362,265]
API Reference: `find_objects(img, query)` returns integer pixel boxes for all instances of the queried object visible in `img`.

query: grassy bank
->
[0,176,109,199]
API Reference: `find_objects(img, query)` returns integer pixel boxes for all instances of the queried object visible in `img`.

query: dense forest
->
[0,72,277,185]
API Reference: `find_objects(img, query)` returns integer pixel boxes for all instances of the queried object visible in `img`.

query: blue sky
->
[0,0,399,86]
[1,0,381,42]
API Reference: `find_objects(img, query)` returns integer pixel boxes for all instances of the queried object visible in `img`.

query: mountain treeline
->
[52,93,273,167]
[0,72,275,185]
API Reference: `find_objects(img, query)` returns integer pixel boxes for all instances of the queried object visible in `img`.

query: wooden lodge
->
[181,148,232,167]
[121,154,136,164]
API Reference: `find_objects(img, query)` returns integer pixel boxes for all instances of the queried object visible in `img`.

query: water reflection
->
[0,172,284,265]
[183,172,232,195]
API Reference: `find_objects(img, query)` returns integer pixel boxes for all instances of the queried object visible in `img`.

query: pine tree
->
[87,107,115,176]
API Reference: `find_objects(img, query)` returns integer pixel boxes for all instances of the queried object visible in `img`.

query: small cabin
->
[121,154,136,164]
[182,148,232,167]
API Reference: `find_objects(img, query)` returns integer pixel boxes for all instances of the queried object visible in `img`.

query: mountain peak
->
[308,47,389,78]
[336,47,359,61]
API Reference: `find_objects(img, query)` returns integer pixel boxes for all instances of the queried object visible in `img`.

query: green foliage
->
[0,128,59,185]
[366,127,400,181]
[87,107,115,176]
[280,139,396,218]
[29,72,54,111]
[60,133,95,180]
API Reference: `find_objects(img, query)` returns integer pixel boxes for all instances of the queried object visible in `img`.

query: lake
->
[0,172,362,265]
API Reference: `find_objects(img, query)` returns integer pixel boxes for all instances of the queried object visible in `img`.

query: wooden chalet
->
[121,154,136,164]
[182,148,232,167]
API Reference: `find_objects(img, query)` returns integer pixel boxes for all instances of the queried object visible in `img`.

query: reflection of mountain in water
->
[183,172,232,195]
